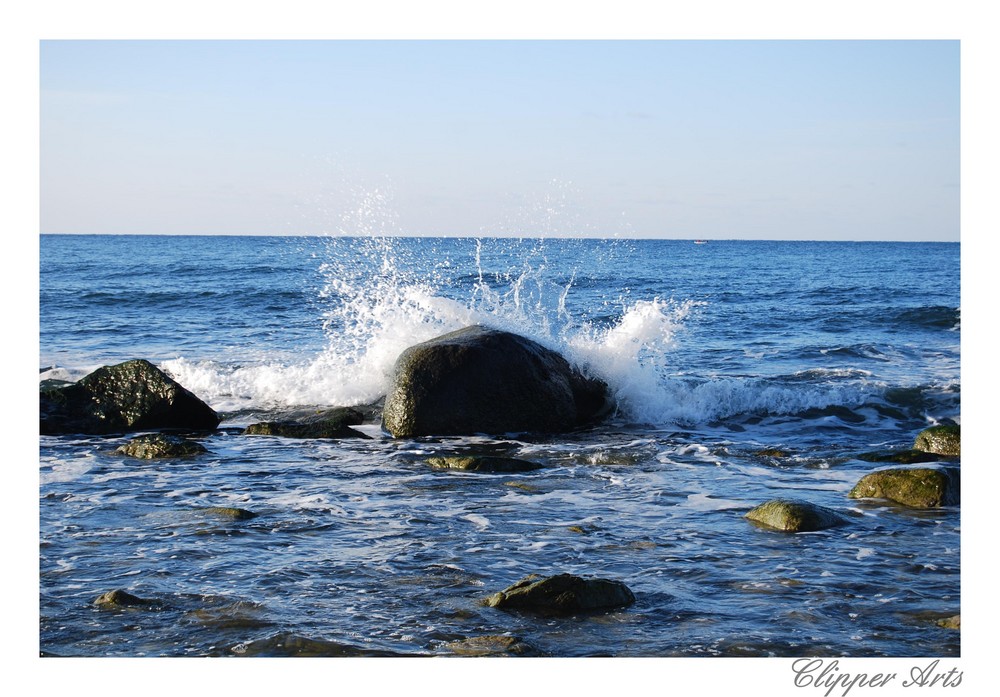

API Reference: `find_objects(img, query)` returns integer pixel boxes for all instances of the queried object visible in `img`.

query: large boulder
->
[848,466,960,508]
[745,499,847,532]
[484,573,635,615]
[914,424,960,457]
[381,326,610,437]
[40,359,220,435]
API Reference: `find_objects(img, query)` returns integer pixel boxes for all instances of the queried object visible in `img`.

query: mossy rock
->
[744,499,847,532]
[857,449,941,464]
[93,589,155,609]
[936,615,961,630]
[114,433,207,459]
[427,455,543,473]
[848,466,959,508]
[232,632,402,657]
[484,573,635,615]
[755,448,792,458]
[914,424,960,456]
[444,634,541,656]
[243,407,370,439]
[199,506,258,521]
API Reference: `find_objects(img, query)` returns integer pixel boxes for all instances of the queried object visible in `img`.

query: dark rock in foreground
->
[93,589,155,609]
[848,466,960,508]
[243,407,370,439]
[232,632,404,657]
[444,634,542,656]
[40,359,219,435]
[484,573,635,615]
[382,325,610,438]
[427,455,543,473]
[744,499,847,532]
[114,433,207,459]
[914,424,961,457]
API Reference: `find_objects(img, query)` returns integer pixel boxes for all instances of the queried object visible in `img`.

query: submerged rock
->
[936,615,961,630]
[114,433,207,459]
[857,449,942,465]
[199,507,258,521]
[232,632,403,657]
[444,635,541,656]
[484,573,635,615]
[93,589,155,609]
[744,499,847,532]
[848,466,960,508]
[382,325,610,438]
[40,359,220,435]
[914,424,961,457]
[427,455,543,473]
[243,407,370,439]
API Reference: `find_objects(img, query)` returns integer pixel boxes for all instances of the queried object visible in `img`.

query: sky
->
[40,39,960,240]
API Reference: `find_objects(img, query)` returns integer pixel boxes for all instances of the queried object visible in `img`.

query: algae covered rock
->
[114,433,207,459]
[914,424,960,457]
[427,455,543,473]
[936,615,961,630]
[484,573,635,615]
[40,359,220,435]
[232,632,402,657]
[857,449,941,465]
[243,407,370,439]
[444,634,541,656]
[848,466,960,508]
[382,325,610,438]
[199,507,258,521]
[93,589,155,609]
[744,499,847,532]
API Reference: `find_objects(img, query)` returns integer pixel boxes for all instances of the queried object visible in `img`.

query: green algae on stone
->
[93,589,155,609]
[914,424,960,457]
[857,449,941,465]
[114,433,207,459]
[744,499,847,533]
[484,573,635,615]
[427,455,543,473]
[848,466,959,508]
[444,634,541,656]
[200,506,258,521]
[936,615,961,630]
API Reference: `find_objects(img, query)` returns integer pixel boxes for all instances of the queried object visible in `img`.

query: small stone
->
[484,573,635,615]
[93,589,154,609]
[444,635,540,656]
[427,456,543,473]
[114,433,207,459]
[745,499,847,532]
[936,615,960,630]
[200,507,258,521]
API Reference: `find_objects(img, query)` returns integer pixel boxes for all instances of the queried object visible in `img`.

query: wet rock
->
[848,466,960,508]
[93,589,155,609]
[382,325,610,438]
[114,433,207,458]
[744,499,847,532]
[444,634,541,656]
[40,359,220,435]
[848,467,961,508]
[755,448,792,458]
[427,455,543,473]
[857,449,942,464]
[936,615,961,630]
[199,506,258,521]
[484,573,635,615]
[231,632,403,657]
[914,424,960,457]
[243,406,371,439]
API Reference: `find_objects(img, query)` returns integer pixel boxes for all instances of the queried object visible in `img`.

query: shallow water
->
[39,235,960,657]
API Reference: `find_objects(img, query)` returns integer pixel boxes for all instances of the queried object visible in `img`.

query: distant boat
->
[694,240,708,244]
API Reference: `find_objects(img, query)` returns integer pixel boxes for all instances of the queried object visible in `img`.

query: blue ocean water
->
[39,234,960,657]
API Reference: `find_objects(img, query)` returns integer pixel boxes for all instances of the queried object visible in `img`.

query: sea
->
[38,233,961,660]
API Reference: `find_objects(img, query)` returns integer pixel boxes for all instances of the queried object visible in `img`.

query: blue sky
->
[40,40,959,240]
